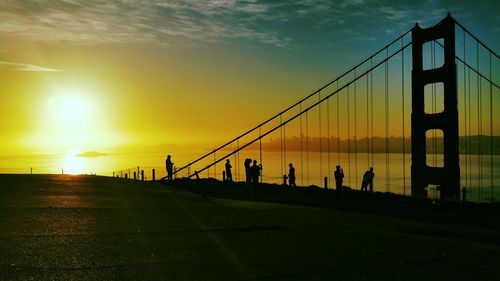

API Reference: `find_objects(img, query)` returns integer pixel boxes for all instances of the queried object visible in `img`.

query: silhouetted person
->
[334,165,344,190]
[361,167,375,192]
[225,159,232,182]
[250,160,262,185]
[244,158,252,184]
[165,155,173,180]
[288,163,296,187]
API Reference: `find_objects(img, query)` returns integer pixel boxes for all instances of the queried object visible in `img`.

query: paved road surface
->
[0,175,499,280]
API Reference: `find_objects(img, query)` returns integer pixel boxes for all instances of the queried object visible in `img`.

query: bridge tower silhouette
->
[411,14,460,200]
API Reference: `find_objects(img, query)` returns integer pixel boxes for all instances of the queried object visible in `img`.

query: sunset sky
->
[0,0,498,156]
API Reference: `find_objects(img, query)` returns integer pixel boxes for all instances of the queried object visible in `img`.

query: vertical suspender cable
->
[463,29,468,193]
[231,153,236,180]
[327,98,331,188]
[366,73,370,168]
[432,41,437,170]
[401,39,406,196]
[370,58,374,167]
[337,82,340,165]
[385,48,390,192]
[235,138,240,181]
[354,69,358,188]
[259,126,263,182]
[280,115,283,179]
[283,124,286,181]
[468,67,472,197]
[306,111,310,185]
[489,51,493,201]
[477,41,482,202]
[431,41,436,198]
[300,103,304,186]
[319,91,322,183]
[213,153,215,178]
[347,85,351,186]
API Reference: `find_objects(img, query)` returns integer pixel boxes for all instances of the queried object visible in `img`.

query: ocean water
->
[1,151,498,203]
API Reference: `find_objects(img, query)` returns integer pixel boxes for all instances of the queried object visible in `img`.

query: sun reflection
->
[63,149,85,174]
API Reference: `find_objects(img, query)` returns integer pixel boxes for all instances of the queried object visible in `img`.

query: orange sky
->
[0,1,498,157]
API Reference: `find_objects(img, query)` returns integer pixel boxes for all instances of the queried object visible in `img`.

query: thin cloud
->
[0,61,61,72]
[0,0,494,51]
[0,0,293,48]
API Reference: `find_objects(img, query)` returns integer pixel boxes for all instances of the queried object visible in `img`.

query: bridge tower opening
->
[411,14,460,200]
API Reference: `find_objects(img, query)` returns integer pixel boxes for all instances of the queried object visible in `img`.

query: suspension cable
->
[234,139,240,181]
[327,98,331,188]
[401,38,406,196]
[433,40,499,89]
[319,91,323,183]
[468,67,472,197]
[463,29,468,195]
[259,126,263,182]
[385,48,390,192]
[477,41,482,202]
[280,114,283,178]
[370,58,374,167]
[337,82,340,165]
[454,18,500,59]
[189,43,412,178]
[283,124,287,181]
[366,72,370,168]
[354,69,358,189]
[173,29,413,176]
[489,51,493,201]
[300,103,304,186]
[347,85,351,186]
[306,111,310,185]
[432,41,436,172]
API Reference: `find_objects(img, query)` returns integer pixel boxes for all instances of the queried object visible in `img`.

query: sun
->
[47,86,91,127]
[34,85,99,149]
[56,97,88,125]
[26,82,119,152]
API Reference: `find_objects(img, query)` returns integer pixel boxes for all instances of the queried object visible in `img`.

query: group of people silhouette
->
[288,163,374,191]
[224,158,262,185]
[167,154,374,191]
[243,159,262,185]
[332,165,375,191]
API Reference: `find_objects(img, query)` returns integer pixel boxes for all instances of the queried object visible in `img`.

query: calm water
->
[1,151,498,203]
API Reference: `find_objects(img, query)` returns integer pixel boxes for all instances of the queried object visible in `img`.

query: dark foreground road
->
[0,175,499,281]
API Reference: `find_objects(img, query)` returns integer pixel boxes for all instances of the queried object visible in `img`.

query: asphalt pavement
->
[0,174,499,281]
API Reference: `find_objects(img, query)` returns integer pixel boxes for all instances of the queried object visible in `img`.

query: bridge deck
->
[0,174,499,280]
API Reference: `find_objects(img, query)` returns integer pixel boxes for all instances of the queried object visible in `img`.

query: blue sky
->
[1,1,498,69]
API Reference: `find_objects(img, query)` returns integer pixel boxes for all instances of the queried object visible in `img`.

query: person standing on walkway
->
[250,160,262,185]
[165,155,174,180]
[225,159,233,182]
[361,167,375,192]
[288,163,296,187]
[244,158,252,184]
[334,165,344,190]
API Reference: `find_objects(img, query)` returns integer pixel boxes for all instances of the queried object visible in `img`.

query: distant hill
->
[76,151,107,157]
[232,135,500,155]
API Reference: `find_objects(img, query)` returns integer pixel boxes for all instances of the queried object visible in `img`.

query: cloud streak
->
[0,0,293,48]
[0,61,61,72]
[0,0,495,50]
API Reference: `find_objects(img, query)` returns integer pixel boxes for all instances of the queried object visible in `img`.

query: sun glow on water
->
[62,149,85,175]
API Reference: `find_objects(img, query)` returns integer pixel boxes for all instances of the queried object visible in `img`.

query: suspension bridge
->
[115,14,499,203]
